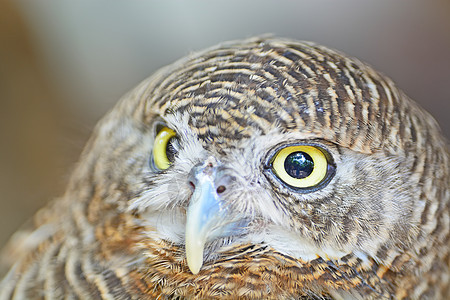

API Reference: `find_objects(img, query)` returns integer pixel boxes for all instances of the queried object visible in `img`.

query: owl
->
[0,37,448,299]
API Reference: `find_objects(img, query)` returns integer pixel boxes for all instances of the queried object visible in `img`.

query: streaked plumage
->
[1,37,448,299]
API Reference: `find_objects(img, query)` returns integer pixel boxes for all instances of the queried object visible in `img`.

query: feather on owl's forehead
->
[127,37,438,154]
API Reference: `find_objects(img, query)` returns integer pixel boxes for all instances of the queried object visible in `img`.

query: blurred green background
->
[1,0,449,247]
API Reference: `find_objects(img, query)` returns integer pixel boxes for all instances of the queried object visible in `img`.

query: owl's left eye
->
[152,126,177,170]
[271,145,333,189]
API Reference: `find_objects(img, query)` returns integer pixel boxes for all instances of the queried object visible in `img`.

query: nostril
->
[189,181,196,190]
[216,185,226,194]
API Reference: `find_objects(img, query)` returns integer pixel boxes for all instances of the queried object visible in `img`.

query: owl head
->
[67,37,448,296]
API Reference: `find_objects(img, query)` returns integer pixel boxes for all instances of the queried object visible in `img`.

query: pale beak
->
[185,162,233,274]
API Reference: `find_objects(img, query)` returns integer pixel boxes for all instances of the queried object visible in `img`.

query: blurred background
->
[0,0,449,247]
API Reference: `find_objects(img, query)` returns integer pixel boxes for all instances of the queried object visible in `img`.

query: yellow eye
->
[272,145,329,188]
[153,126,177,170]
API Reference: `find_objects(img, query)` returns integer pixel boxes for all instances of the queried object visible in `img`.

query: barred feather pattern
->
[1,37,448,299]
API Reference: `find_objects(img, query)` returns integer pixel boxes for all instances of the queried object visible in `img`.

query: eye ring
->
[153,126,177,170]
[271,145,330,189]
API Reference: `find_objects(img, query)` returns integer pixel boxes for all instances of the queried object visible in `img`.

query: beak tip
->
[186,250,203,274]
[185,233,205,274]
[189,265,201,275]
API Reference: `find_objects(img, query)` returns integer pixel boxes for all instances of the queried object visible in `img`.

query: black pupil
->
[166,138,177,162]
[284,151,314,179]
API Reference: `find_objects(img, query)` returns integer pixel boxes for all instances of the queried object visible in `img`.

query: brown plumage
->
[0,37,448,299]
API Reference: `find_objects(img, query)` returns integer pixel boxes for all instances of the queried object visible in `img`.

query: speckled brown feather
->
[0,37,448,299]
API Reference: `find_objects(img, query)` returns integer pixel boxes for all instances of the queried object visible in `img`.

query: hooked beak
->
[185,161,235,274]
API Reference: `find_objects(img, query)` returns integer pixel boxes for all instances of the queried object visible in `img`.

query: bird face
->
[123,106,417,277]
[52,37,447,298]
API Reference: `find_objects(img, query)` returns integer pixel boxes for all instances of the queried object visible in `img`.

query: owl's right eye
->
[152,126,177,170]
